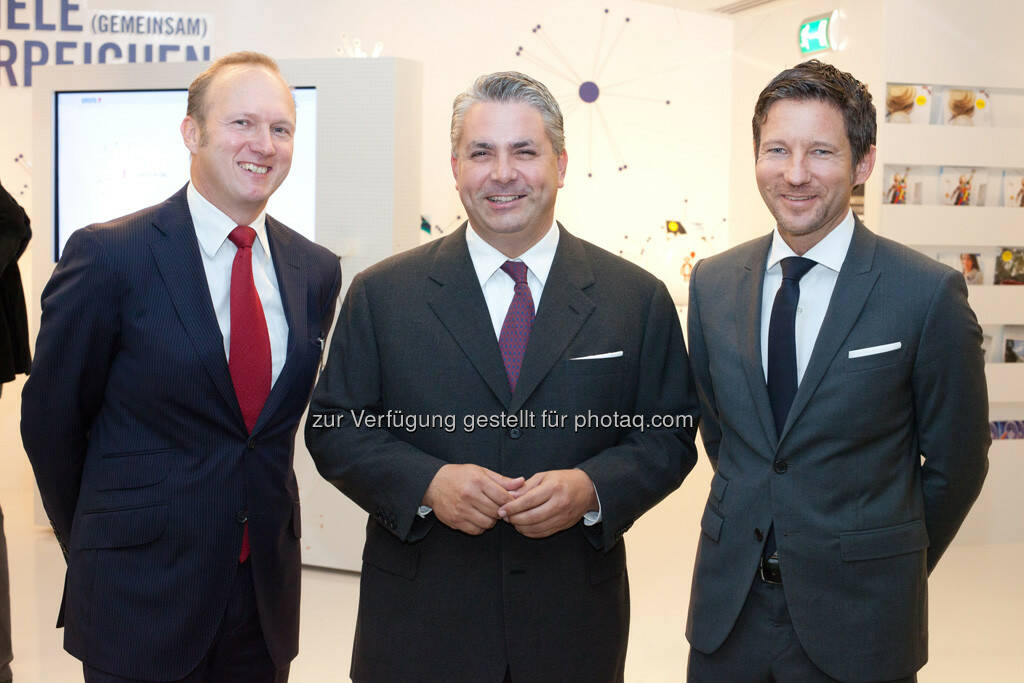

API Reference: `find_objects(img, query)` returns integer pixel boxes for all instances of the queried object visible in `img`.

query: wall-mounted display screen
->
[54,87,317,261]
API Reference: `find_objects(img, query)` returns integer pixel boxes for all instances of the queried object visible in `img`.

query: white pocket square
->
[570,351,623,361]
[848,341,902,359]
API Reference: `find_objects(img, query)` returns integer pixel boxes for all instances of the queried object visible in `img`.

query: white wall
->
[727,0,885,246]
[1,0,734,305]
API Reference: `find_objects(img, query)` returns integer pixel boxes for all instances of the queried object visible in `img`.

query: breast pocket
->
[843,342,907,373]
[95,448,172,491]
[73,504,168,550]
[563,357,624,409]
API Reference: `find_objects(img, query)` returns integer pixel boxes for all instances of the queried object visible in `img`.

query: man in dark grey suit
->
[685,60,990,682]
[306,71,698,682]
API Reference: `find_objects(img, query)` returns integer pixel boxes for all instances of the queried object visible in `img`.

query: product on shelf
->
[940,166,989,206]
[994,247,1024,284]
[941,87,991,126]
[990,420,1024,439]
[960,252,984,285]
[885,84,932,124]
[1001,170,1024,207]
[1005,338,1024,362]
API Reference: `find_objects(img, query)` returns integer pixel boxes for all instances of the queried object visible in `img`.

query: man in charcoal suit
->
[22,52,340,682]
[685,60,990,682]
[306,71,699,682]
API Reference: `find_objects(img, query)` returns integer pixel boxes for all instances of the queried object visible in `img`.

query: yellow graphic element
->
[1002,250,1013,262]
[915,95,927,106]
[976,99,987,109]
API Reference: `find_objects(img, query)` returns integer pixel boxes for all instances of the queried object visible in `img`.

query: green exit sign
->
[799,11,846,54]
[800,16,831,53]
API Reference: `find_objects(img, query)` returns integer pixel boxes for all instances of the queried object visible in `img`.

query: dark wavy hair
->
[752,59,876,167]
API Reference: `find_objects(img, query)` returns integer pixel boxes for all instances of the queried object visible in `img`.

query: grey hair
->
[450,71,565,157]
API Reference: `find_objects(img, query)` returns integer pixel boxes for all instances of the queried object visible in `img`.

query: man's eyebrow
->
[467,141,495,150]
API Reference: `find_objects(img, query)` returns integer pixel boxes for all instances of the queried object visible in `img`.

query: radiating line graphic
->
[12,153,30,195]
[514,7,673,178]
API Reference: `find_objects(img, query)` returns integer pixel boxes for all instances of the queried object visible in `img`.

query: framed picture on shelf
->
[885,84,932,124]
[1005,338,1024,363]
[1002,170,1024,208]
[940,87,991,126]
[940,166,989,206]
[883,165,935,205]
[990,421,1024,440]
[994,247,1024,284]
[959,252,984,285]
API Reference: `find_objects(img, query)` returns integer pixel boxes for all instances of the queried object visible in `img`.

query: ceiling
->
[639,0,781,14]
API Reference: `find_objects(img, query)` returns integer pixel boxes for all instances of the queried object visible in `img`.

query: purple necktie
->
[498,261,534,391]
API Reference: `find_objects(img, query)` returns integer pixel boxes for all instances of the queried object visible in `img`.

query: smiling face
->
[755,98,875,254]
[181,64,295,226]
[451,101,567,257]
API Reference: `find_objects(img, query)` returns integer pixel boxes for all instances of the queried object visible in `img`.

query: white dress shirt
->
[419,221,601,524]
[186,182,289,387]
[760,210,855,384]
[465,221,559,336]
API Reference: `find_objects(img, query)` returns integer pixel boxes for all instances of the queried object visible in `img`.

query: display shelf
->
[964,287,1024,325]
[878,205,1024,246]
[878,124,1024,168]
[988,439,1024,455]
[957,439,1024,544]
[985,363,1024,403]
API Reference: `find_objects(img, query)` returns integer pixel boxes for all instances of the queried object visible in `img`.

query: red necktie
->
[228,225,271,562]
[498,261,534,392]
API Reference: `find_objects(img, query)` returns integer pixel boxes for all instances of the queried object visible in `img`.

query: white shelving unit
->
[874,100,1024,543]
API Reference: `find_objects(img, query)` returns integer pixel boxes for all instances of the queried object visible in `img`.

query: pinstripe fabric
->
[22,186,342,681]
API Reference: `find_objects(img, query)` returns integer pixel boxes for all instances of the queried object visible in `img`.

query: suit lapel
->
[426,226,513,407]
[148,186,243,426]
[509,225,595,414]
[254,217,306,431]
[736,235,780,446]
[780,219,880,442]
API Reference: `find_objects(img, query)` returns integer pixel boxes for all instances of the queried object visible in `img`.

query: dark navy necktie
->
[767,256,817,437]
[498,261,534,392]
[764,256,816,558]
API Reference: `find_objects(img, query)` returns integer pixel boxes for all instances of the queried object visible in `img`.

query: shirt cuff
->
[582,483,602,526]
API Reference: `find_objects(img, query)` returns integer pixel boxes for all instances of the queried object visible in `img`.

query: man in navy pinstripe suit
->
[22,52,340,682]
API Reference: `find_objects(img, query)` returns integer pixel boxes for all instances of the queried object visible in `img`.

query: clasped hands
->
[422,463,598,538]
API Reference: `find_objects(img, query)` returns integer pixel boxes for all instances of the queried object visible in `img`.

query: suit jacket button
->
[247,438,256,450]
[508,427,522,439]
[754,528,763,542]
[236,510,248,524]
[773,460,788,474]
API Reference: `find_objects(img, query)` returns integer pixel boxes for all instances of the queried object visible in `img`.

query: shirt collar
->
[465,220,560,288]
[187,182,269,258]
[766,209,855,274]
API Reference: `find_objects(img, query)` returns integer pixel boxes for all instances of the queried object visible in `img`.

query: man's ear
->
[181,116,201,154]
[556,149,568,188]
[451,155,460,189]
[853,144,877,186]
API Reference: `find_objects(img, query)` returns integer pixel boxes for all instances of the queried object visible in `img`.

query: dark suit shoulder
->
[354,234,449,286]
[872,232,955,282]
[78,200,166,243]
[267,215,338,267]
[574,235,666,289]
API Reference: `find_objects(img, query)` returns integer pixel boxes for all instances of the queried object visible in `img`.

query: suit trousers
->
[0,504,11,683]
[83,560,288,683]
[687,574,917,683]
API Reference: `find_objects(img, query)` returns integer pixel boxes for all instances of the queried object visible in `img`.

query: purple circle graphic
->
[578,81,600,103]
